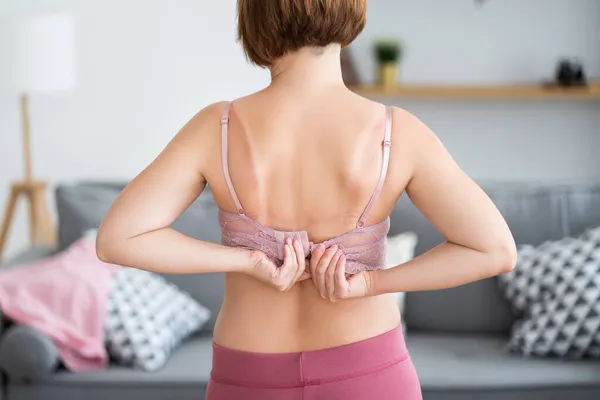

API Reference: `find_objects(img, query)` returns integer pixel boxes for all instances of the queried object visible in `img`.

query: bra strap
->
[221,102,245,215]
[357,106,393,228]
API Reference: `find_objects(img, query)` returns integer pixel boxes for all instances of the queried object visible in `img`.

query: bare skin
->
[97,44,517,353]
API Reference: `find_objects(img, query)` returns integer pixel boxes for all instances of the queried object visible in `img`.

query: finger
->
[297,271,311,282]
[276,244,294,291]
[310,244,326,289]
[292,240,306,284]
[347,270,368,299]
[316,245,338,299]
[326,250,342,301]
[334,254,348,300]
[283,242,298,290]
[271,245,287,290]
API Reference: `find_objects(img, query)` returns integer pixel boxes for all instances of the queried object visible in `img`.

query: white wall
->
[1,0,599,258]
[352,0,600,185]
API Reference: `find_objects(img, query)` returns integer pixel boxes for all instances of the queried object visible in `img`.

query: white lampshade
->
[0,11,75,94]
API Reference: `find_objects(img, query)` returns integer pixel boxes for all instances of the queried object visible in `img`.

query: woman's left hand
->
[309,244,372,302]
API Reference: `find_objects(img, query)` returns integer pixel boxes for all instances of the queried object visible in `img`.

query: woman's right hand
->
[247,239,310,291]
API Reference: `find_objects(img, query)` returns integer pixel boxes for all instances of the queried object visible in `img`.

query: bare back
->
[96,81,515,354]
[207,87,410,352]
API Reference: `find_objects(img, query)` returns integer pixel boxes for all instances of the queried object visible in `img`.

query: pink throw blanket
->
[0,237,121,372]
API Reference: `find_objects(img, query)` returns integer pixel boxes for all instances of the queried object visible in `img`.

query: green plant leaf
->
[374,39,402,63]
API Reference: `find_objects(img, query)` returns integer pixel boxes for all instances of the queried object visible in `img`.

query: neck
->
[269,44,345,92]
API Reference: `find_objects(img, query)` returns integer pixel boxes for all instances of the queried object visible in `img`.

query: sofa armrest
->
[0,326,59,383]
[0,247,61,389]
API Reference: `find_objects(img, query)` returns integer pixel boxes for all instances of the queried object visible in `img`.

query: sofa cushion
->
[54,182,225,332]
[498,227,600,359]
[50,336,213,385]
[397,183,598,334]
[7,338,213,400]
[8,337,600,400]
[38,333,600,395]
[106,268,211,371]
[406,332,600,391]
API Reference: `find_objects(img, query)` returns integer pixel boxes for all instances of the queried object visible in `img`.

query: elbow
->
[95,227,117,264]
[488,238,518,276]
[96,246,111,264]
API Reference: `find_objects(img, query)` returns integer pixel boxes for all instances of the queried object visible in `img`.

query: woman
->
[97,1,517,399]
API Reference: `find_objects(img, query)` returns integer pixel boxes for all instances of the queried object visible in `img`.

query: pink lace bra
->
[218,102,393,275]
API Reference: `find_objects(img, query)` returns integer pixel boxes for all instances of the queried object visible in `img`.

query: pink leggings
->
[207,325,422,400]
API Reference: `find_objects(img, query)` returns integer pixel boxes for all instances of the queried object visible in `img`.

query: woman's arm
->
[96,102,254,275]
[369,110,517,296]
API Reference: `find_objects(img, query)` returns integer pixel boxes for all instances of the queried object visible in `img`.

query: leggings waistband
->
[210,325,408,388]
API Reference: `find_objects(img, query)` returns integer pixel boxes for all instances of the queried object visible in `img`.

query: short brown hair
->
[237,0,366,67]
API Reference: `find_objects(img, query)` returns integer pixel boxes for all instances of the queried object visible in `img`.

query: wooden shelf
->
[350,84,600,101]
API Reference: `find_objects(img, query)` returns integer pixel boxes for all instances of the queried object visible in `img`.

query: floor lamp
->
[0,12,75,261]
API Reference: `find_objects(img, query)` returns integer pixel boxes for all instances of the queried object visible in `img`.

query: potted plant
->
[374,39,402,89]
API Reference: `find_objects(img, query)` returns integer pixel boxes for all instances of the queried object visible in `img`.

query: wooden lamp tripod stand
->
[0,95,57,261]
[0,12,73,262]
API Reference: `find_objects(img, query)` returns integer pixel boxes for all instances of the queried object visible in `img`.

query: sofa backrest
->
[56,181,600,336]
[395,182,600,335]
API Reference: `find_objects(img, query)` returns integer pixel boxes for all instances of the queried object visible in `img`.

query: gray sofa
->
[1,181,600,400]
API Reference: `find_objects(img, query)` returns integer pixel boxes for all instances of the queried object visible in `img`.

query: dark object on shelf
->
[555,59,587,87]
[374,40,402,64]
[341,48,360,86]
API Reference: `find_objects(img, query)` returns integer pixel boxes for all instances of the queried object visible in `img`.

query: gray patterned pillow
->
[105,268,211,371]
[498,227,600,359]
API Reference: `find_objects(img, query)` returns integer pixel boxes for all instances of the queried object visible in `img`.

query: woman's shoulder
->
[378,104,436,144]
[176,101,232,140]
[164,101,232,161]
[346,93,415,125]
[190,101,231,124]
